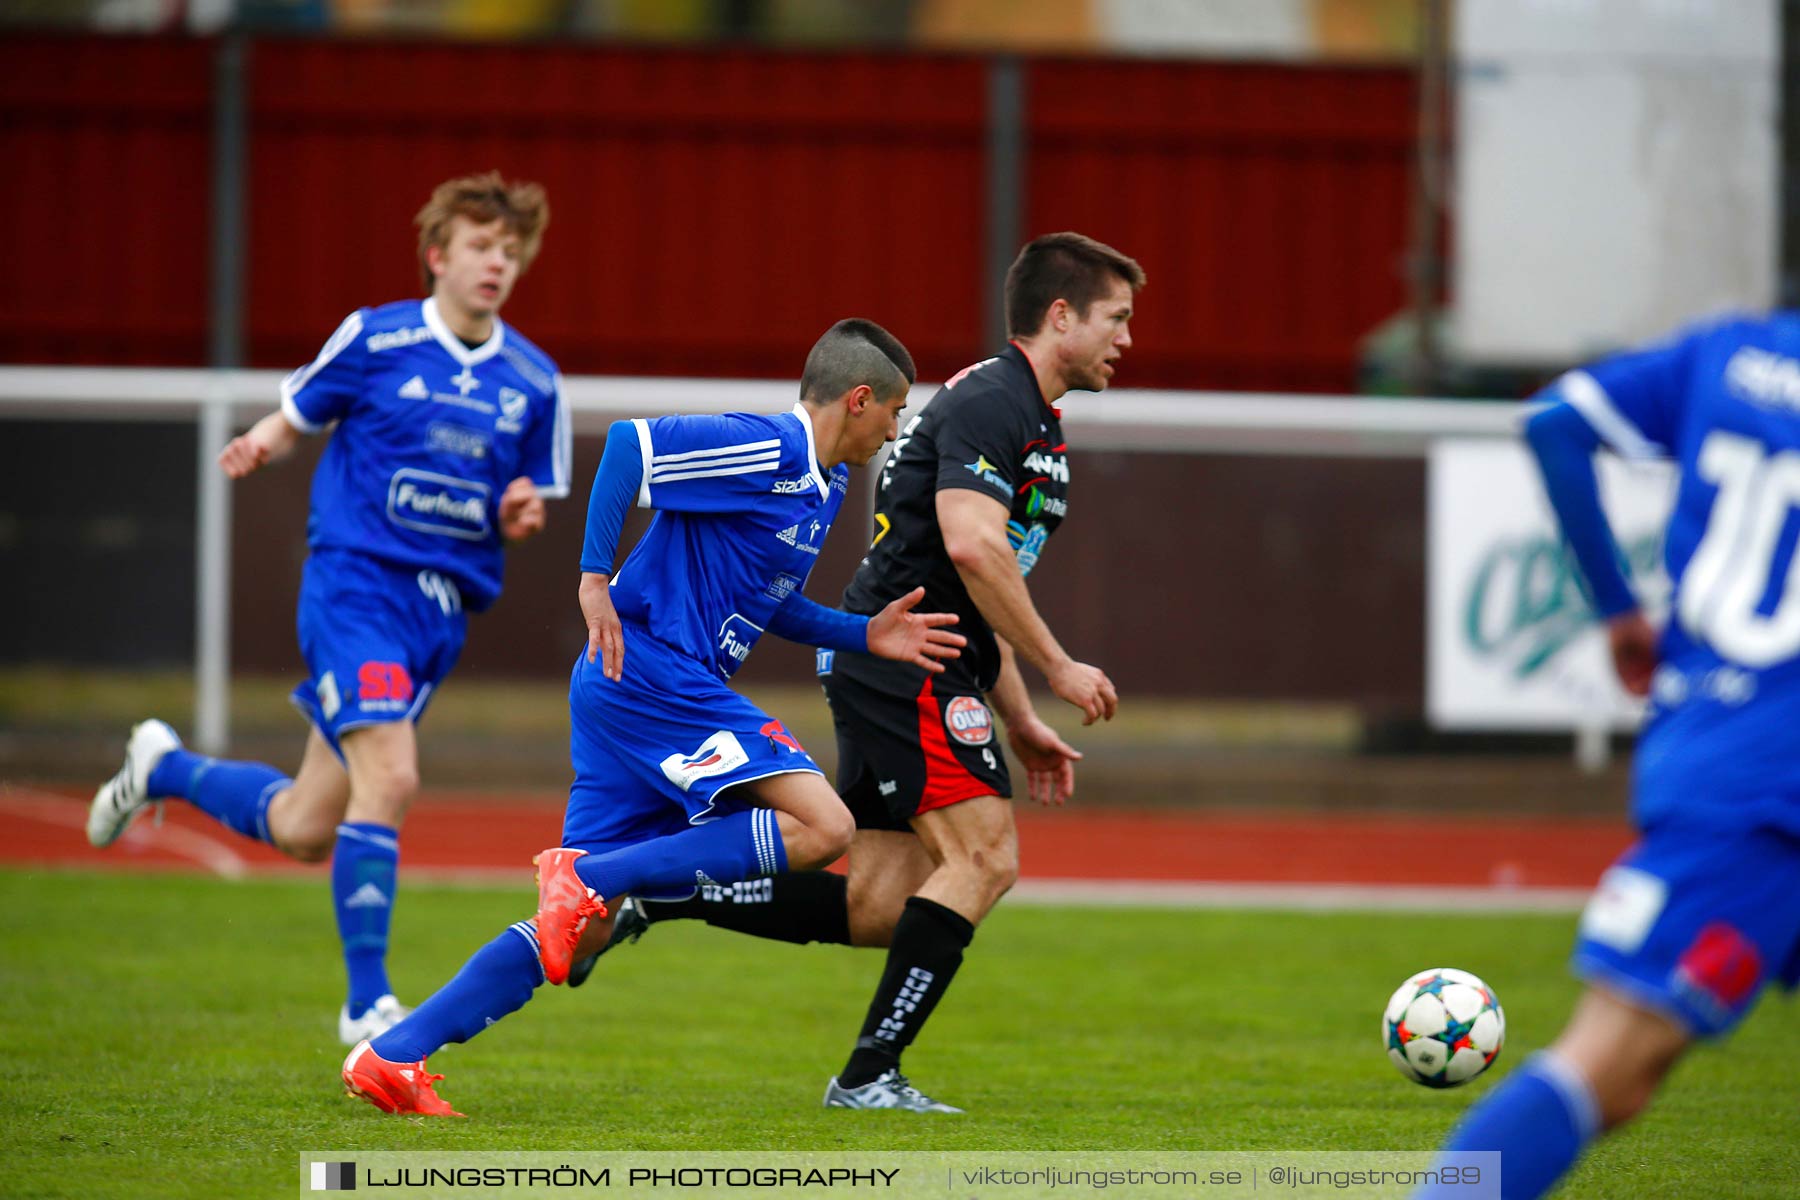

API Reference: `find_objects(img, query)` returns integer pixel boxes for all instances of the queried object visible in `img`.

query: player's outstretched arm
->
[866,587,965,673]
[217,410,302,480]
[1523,402,1653,692]
[990,636,1080,806]
[937,487,1117,724]
[499,475,547,542]
[579,571,624,681]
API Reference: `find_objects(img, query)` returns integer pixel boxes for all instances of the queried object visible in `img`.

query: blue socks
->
[1418,1052,1600,1200]
[334,822,400,1017]
[146,749,289,844]
[372,922,543,1063]
[572,808,786,900]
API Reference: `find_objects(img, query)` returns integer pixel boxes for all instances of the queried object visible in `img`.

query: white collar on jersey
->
[789,403,830,501]
[422,296,506,366]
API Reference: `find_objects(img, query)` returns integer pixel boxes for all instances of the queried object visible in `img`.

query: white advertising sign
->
[1428,438,1677,731]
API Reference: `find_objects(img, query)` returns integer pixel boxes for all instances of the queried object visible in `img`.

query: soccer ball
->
[1382,968,1505,1088]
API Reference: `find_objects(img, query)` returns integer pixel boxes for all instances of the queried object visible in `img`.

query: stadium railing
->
[0,366,1521,753]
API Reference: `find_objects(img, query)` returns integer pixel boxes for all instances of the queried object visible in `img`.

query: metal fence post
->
[199,29,249,753]
[985,55,1025,353]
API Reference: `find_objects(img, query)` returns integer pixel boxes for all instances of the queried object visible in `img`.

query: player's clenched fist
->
[1046,658,1117,725]
[217,411,301,479]
[499,475,546,542]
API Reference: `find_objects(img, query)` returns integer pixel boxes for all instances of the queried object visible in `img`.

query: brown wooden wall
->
[2,35,1429,706]
[3,34,1416,391]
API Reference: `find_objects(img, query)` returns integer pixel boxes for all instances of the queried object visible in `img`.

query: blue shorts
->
[1572,816,1800,1038]
[289,549,469,761]
[560,625,820,882]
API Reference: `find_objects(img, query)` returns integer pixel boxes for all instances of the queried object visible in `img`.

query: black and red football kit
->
[822,343,1070,829]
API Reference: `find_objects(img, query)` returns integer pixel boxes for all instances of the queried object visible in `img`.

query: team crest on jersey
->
[776,520,823,556]
[944,695,994,746]
[659,731,750,792]
[496,387,528,434]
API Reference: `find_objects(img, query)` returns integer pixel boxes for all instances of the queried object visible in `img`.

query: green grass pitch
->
[2,870,1794,1198]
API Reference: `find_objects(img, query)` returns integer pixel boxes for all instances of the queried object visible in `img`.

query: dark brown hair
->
[1004,232,1146,339]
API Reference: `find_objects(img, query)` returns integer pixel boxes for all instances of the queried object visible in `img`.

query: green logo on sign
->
[1464,531,1662,678]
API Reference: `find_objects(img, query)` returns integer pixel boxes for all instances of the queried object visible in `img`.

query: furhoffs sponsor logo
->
[385,469,491,541]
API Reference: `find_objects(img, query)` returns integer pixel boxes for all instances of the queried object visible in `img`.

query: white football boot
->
[87,719,182,848]
[823,1069,963,1113]
[339,994,411,1047]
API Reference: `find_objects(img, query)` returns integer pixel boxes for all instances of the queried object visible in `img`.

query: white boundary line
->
[0,790,1591,913]
[0,792,251,880]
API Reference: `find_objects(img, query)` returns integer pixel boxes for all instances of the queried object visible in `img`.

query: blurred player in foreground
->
[341,319,967,1116]
[86,172,568,1045]
[1416,313,1800,1199]
[575,233,1144,1113]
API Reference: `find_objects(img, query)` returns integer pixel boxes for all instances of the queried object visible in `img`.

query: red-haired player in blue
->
[86,173,568,1046]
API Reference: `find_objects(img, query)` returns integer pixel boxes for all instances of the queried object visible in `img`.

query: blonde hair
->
[414,171,550,292]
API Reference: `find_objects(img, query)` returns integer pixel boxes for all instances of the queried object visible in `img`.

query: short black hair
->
[800,318,916,406]
[1004,232,1146,339]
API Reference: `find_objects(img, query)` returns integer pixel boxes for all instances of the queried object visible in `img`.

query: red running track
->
[0,784,1633,891]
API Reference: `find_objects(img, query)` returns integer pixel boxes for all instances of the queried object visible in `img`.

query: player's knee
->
[284,827,336,863]
[817,804,856,861]
[946,838,1017,901]
[1596,1057,1674,1131]
[980,844,1020,899]
[788,809,853,870]
[352,760,419,821]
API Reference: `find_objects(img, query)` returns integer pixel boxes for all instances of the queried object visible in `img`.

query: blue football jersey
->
[599,405,850,681]
[1553,311,1800,827]
[280,296,571,610]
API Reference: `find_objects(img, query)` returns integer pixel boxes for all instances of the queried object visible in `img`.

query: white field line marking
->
[0,790,1591,912]
[0,788,250,880]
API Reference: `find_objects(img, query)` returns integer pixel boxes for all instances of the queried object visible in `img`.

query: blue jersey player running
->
[340,319,967,1116]
[86,173,569,1046]
[1416,313,1800,1199]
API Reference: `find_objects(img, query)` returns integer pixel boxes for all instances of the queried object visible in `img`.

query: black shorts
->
[818,651,1010,832]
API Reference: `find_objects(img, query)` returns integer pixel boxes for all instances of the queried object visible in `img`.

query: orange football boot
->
[533,848,608,985]
[341,1039,464,1117]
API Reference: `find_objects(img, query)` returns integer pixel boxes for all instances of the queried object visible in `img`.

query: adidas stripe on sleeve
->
[632,413,788,514]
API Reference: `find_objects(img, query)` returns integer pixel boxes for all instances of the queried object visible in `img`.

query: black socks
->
[641,870,852,946]
[839,895,975,1087]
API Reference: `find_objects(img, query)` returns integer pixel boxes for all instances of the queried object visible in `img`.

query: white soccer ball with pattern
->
[1382,967,1505,1088]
